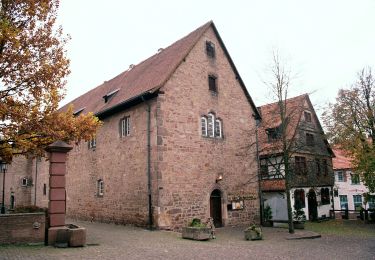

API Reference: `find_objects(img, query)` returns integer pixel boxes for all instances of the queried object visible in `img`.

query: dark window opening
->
[306,133,314,146]
[322,159,328,176]
[260,164,268,179]
[304,111,312,122]
[294,189,306,208]
[43,184,47,195]
[206,41,215,58]
[208,75,217,92]
[266,127,281,142]
[315,158,321,176]
[295,156,307,175]
[321,188,330,205]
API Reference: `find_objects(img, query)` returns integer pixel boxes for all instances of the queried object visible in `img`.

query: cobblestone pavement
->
[0,220,374,260]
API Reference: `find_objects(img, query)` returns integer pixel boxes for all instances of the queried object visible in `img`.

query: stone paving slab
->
[0,220,374,260]
[285,230,322,240]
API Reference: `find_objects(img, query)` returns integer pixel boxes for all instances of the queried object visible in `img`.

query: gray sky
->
[57,0,375,116]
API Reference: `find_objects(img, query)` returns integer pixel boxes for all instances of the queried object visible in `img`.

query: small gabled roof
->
[60,21,260,119]
[258,94,334,157]
[332,147,353,170]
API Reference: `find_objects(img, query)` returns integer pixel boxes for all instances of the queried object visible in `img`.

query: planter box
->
[244,229,262,241]
[182,227,211,241]
[67,224,86,247]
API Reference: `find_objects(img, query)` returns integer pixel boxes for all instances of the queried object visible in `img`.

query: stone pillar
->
[45,141,72,245]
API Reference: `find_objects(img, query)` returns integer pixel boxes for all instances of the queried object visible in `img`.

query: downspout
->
[254,116,263,225]
[142,96,153,230]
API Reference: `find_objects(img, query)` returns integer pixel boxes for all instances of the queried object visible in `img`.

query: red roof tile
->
[60,21,213,115]
[332,147,353,170]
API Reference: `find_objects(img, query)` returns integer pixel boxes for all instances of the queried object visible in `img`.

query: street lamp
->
[0,160,8,214]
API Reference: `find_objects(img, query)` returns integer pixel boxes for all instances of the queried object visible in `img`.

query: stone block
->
[49,163,66,176]
[50,188,65,201]
[49,201,66,214]
[49,213,65,227]
[50,175,65,188]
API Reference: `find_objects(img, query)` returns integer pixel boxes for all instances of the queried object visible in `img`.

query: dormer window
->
[103,88,120,103]
[304,111,312,122]
[73,107,85,117]
[206,41,215,58]
[266,127,281,142]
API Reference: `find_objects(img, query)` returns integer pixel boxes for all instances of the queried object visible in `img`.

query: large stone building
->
[258,94,335,222]
[1,21,261,230]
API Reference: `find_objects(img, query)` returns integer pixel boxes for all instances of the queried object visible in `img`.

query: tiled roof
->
[258,94,307,155]
[61,21,260,119]
[332,147,353,170]
[60,21,213,115]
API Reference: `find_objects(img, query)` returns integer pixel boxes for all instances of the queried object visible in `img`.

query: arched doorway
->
[308,189,318,221]
[210,189,222,227]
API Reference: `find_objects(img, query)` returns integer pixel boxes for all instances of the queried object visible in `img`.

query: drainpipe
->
[254,116,263,225]
[142,96,153,230]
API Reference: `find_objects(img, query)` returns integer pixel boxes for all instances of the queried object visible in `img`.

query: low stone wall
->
[0,212,46,244]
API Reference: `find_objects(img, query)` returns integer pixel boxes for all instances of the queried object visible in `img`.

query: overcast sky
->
[57,0,375,116]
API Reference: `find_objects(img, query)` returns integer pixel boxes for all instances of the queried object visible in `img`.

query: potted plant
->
[244,224,262,240]
[182,218,211,241]
[293,206,306,229]
[263,205,273,227]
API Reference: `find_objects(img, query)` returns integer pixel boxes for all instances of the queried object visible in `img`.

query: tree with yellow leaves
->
[0,0,100,162]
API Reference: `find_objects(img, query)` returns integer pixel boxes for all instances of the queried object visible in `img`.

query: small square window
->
[208,75,217,93]
[21,178,28,187]
[206,41,215,58]
[304,111,312,122]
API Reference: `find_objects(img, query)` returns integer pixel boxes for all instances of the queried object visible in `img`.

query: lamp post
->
[0,160,8,214]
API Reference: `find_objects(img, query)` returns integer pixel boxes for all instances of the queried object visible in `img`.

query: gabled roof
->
[258,94,334,157]
[60,21,260,119]
[332,147,353,170]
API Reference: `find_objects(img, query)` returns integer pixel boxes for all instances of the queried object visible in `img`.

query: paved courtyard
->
[0,220,374,260]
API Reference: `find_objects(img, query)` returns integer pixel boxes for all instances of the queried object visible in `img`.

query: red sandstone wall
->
[65,101,157,226]
[155,27,259,229]
[0,212,45,244]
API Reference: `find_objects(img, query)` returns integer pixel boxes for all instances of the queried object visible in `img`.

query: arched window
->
[215,119,222,138]
[201,116,208,136]
[207,113,215,137]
